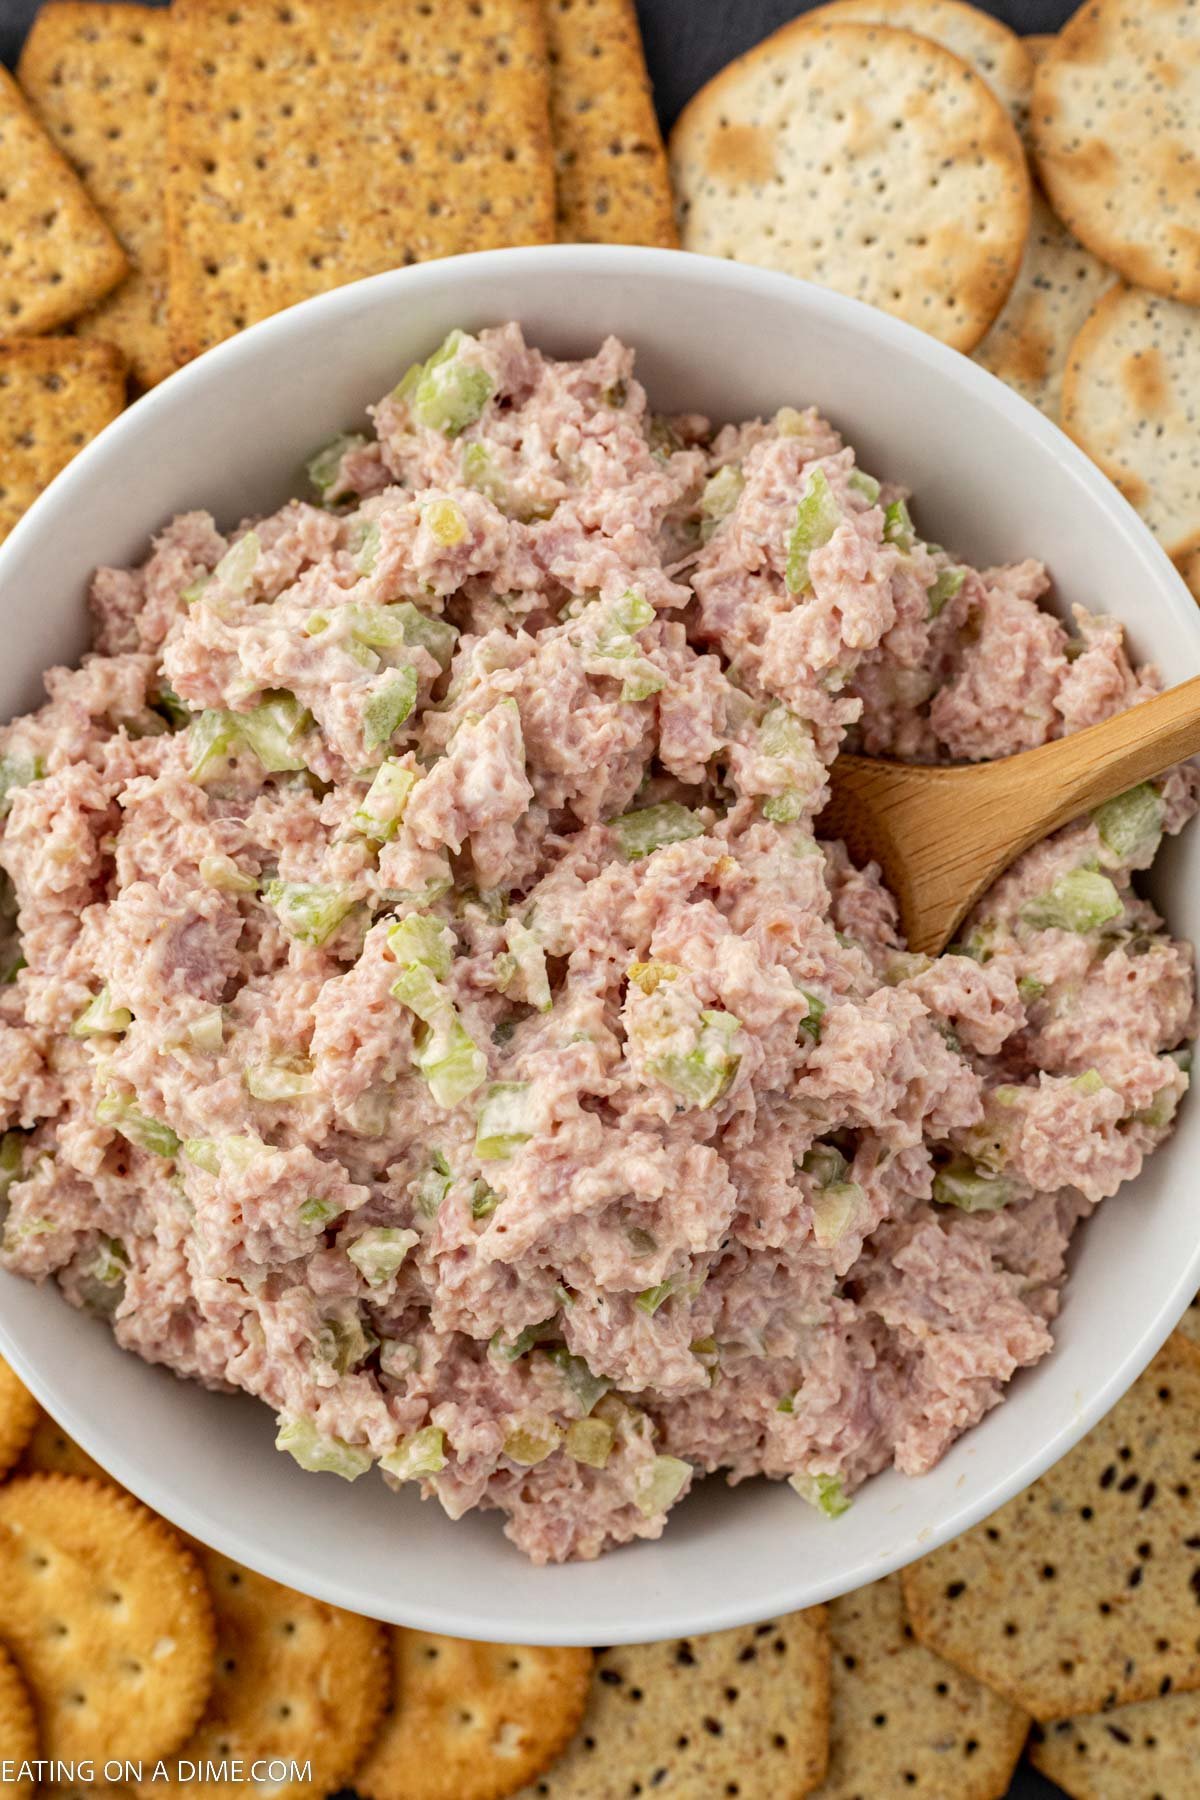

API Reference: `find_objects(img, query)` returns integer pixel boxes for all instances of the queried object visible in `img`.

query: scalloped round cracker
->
[802,0,1033,123]
[356,1631,593,1800]
[0,1475,215,1762]
[0,1643,37,1800]
[0,1355,37,1480]
[670,20,1030,354]
[1031,0,1200,304]
[17,1408,110,1485]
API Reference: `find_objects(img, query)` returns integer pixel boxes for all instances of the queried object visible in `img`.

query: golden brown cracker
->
[0,337,126,542]
[1031,0,1200,304]
[357,1631,592,1800]
[0,1355,37,1480]
[1031,1688,1200,1798]
[17,1407,110,1486]
[803,0,1034,123]
[0,1474,215,1762]
[902,1334,1200,1721]
[18,3,173,390]
[670,20,1030,354]
[166,0,556,365]
[1024,32,1055,65]
[543,0,677,247]
[0,1643,37,1800]
[513,1611,830,1799]
[0,64,127,335]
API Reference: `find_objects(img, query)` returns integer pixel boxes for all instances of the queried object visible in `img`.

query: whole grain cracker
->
[1061,284,1200,557]
[0,338,126,542]
[0,65,127,336]
[670,20,1030,354]
[810,1574,1029,1800]
[1031,0,1200,304]
[543,0,676,247]
[0,1475,215,1762]
[132,1548,387,1800]
[166,0,556,365]
[0,1355,37,1480]
[512,1610,830,1799]
[803,0,1033,124]
[1024,33,1055,65]
[1177,1290,1200,1345]
[0,1643,37,1800]
[17,1407,112,1485]
[902,1333,1200,1721]
[972,186,1112,421]
[1030,1688,1200,1798]
[357,1631,593,1800]
[18,3,173,390]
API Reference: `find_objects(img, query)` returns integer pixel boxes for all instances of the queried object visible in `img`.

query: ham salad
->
[0,326,1194,1563]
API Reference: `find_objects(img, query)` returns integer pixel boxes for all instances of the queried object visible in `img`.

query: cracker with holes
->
[18,1406,112,1485]
[0,338,126,542]
[19,3,173,390]
[356,1631,592,1800]
[0,1353,37,1479]
[0,1642,37,1800]
[543,0,676,247]
[1031,0,1200,305]
[0,1474,215,1761]
[132,1549,387,1800]
[811,1574,1028,1799]
[0,65,127,336]
[902,1334,1200,1721]
[669,20,1029,353]
[512,1611,830,1799]
[803,0,1033,125]
[165,0,556,364]
[1031,1686,1200,1799]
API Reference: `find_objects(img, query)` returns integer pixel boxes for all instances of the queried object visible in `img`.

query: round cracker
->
[803,0,1033,123]
[356,1631,593,1800]
[1031,0,1200,304]
[17,1410,110,1487]
[132,1549,388,1800]
[670,20,1030,354]
[1061,284,1200,557]
[0,1475,215,1762]
[0,1355,37,1481]
[0,1643,37,1800]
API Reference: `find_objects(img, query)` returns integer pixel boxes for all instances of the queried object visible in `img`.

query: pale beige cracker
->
[0,1643,37,1800]
[514,1610,830,1798]
[972,186,1112,421]
[0,1355,37,1480]
[810,1573,1029,1799]
[903,1334,1200,1720]
[0,337,126,542]
[1031,1688,1200,1797]
[17,1407,113,1485]
[18,3,173,390]
[670,20,1030,354]
[1031,0,1200,304]
[803,0,1034,123]
[166,0,556,365]
[357,1631,593,1800]
[0,1475,214,1761]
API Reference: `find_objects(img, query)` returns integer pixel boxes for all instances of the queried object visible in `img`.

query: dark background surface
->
[0,0,1080,1794]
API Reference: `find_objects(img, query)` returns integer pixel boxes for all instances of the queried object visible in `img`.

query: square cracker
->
[0,64,127,335]
[543,0,677,247]
[18,3,173,390]
[1031,1689,1200,1799]
[0,337,126,541]
[166,0,556,365]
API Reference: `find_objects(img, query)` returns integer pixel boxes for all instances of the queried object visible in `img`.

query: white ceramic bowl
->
[1,246,1198,1645]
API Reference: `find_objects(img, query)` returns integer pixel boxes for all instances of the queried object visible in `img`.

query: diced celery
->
[299,1196,340,1227]
[802,1143,848,1187]
[391,960,446,1024]
[776,1391,796,1414]
[381,1425,446,1481]
[212,531,260,600]
[763,790,804,823]
[424,497,467,546]
[927,566,965,618]
[363,668,418,748]
[785,467,841,594]
[316,1311,376,1375]
[96,1094,179,1158]
[1072,1067,1106,1096]
[353,759,416,841]
[1092,784,1164,865]
[565,1417,615,1468]
[199,853,257,893]
[810,1181,863,1248]
[470,1179,500,1219]
[631,1454,691,1518]
[775,406,808,437]
[343,1085,392,1138]
[71,986,132,1037]
[1017,975,1046,1004]
[245,1057,314,1100]
[932,1159,1012,1214]
[462,441,504,503]
[347,1225,419,1286]
[503,1417,562,1466]
[475,1080,535,1160]
[306,431,368,501]
[883,498,915,551]
[612,802,704,860]
[152,684,192,729]
[349,518,382,576]
[1020,868,1123,934]
[0,1132,25,1207]
[384,601,459,670]
[238,691,311,773]
[404,332,494,436]
[414,1011,487,1109]
[789,1471,851,1517]
[379,1338,419,1379]
[627,960,678,996]
[493,1318,558,1362]
[626,1225,658,1258]
[621,667,666,704]
[414,1150,452,1218]
[87,1234,128,1287]
[848,468,881,503]
[699,465,744,541]
[635,1279,677,1315]
[275,1415,372,1480]
[547,1347,611,1415]
[797,989,825,1042]
[188,710,242,782]
[648,1009,741,1110]
[389,913,452,979]
[186,1008,224,1054]
[183,1137,222,1175]
[264,880,357,946]
[0,751,45,817]
[502,919,552,1012]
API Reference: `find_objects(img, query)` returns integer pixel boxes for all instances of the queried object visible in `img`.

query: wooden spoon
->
[819,675,1200,956]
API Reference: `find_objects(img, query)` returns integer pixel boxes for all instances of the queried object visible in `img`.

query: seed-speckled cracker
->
[0,1474,215,1762]
[0,337,126,542]
[0,1643,37,1800]
[513,1611,830,1799]
[357,1631,593,1800]
[17,1406,112,1485]
[972,187,1113,421]
[132,1548,387,1800]
[1031,0,1200,304]
[1031,1688,1200,1798]
[18,3,173,390]
[0,64,127,335]
[1025,33,1055,65]
[903,1334,1200,1721]
[803,0,1033,124]
[166,0,556,365]
[0,1353,37,1479]
[670,21,1030,353]
[1061,284,1200,558]
[543,0,676,247]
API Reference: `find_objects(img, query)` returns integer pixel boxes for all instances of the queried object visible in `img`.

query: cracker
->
[132,1548,387,1800]
[810,1574,1028,1799]
[1025,33,1055,65]
[1031,0,1200,304]
[0,1474,215,1762]
[803,0,1033,124]
[670,20,1030,354]
[18,3,173,390]
[512,1611,830,1799]
[1177,1289,1200,1346]
[0,1643,37,1800]
[1031,1688,1200,1798]
[1061,284,1200,558]
[543,0,676,247]
[972,186,1112,421]
[17,1406,111,1485]
[902,1333,1200,1721]
[357,1632,593,1800]
[0,1354,37,1480]
[0,338,126,543]
[166,0,556,364]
